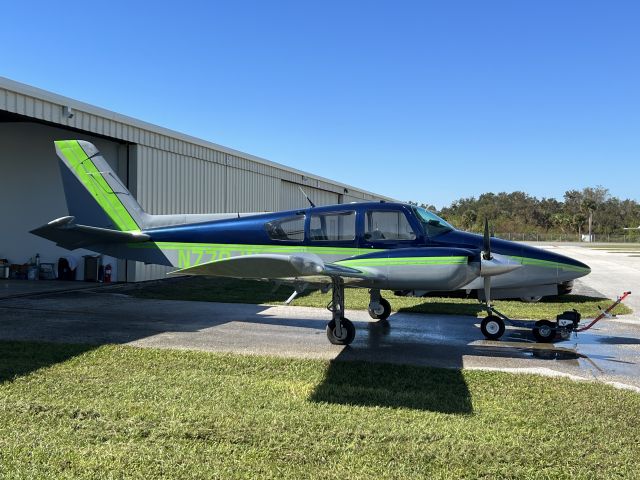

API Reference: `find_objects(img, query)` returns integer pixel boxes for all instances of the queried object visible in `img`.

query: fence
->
[490,232,640,243]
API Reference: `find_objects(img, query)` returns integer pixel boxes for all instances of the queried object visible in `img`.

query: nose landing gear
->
[480,315,506,340]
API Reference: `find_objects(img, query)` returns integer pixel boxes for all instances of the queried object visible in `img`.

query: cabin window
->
[364,210,416,241]
[265,215,305,241]
[309,211,356,241]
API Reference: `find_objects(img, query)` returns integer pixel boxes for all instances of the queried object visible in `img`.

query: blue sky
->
[2,1,639,207]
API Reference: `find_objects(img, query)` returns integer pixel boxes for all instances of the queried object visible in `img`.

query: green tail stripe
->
[56,140,140,232]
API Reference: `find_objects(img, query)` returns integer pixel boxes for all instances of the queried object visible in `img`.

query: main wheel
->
[520,295,543,303]
[326,318,356,345]
[533,320,556,343]
[368,298,392,320]
[480,315,505,340]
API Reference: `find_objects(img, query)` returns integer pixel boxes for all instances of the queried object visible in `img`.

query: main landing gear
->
[326,277,356,345]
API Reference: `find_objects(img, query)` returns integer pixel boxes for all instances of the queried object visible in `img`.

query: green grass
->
[124,277,632,320]
[1,342,639,479]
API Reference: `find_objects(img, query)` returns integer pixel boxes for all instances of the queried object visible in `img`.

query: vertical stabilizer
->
[55,140,146,231]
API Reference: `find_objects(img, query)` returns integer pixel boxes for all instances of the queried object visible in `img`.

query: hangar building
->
[0,77,393,282]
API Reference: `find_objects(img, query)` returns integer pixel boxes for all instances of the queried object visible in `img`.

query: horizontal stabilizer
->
[30,216,150,250]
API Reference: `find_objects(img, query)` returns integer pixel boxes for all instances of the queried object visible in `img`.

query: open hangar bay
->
[0,244,638,390]
[0,76,391,283]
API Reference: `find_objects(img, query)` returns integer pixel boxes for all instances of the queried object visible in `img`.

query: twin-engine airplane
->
[32,140,591,345]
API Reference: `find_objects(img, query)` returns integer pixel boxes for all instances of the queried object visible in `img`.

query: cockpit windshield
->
[411,206,454,237]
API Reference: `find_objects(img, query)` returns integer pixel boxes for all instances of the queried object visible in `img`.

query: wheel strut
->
[326,277,355,345]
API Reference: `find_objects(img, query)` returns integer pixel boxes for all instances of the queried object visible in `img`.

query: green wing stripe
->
[129,242,384,256]
[56,140,140,232]
[508,256,590,272]
[336,256,467,268]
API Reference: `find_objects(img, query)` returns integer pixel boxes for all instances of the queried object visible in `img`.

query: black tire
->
[533,320,556,343]
[520,296,543,303]
[326,318,356,345]
[480,315,505,340]
[368,298,392,320]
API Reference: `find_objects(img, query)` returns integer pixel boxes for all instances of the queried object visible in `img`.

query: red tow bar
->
[575,291,632,332]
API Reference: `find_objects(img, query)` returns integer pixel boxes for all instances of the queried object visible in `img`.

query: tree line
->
[412,187,640,235]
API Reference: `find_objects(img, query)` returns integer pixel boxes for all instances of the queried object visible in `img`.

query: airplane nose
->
[545,250,591,279]
[574,258,591,273]
[555,252,590,275]
[521,245,591,280]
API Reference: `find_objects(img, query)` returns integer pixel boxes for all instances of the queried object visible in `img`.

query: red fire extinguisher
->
[104,264,112,283]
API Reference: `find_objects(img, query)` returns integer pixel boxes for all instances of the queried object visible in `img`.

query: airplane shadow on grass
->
[0,288,634,415]
[308,356,473,414]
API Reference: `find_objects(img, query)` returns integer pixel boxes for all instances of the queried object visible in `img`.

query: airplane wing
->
[168,253,381,281]
[30,216,150,250]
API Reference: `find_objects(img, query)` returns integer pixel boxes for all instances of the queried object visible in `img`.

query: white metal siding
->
[343,194,368,203]
[136,145,226,215]
[226,167,280,213]
[280,181,340,210]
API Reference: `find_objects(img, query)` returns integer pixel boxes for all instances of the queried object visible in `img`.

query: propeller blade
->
[483,219,491,260]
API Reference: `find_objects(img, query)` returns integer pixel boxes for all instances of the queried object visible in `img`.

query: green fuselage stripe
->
[56,140,140,232]
[507,256,590,272]
[130,242,382,256]
[336,256,467,267]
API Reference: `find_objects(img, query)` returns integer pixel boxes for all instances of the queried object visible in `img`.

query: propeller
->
[482,219,492,261]
[479,219,521,309]
[482,219,493,309]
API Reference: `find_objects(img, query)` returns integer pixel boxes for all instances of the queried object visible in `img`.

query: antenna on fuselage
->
[298,186,316,208]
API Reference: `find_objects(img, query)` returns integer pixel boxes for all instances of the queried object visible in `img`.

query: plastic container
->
[27,266,39,281]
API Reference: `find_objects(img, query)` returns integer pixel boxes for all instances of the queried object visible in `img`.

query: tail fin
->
[55,140,146,232]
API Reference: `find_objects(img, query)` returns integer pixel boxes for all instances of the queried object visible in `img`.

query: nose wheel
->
[480,315,505,340]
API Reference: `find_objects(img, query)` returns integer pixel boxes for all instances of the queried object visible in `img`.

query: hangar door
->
[0,121,128,281]
[280,181,340,210]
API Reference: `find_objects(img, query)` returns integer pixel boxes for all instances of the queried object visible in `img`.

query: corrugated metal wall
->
[227,167,280,212]
[136,145,226,214]
[280,181,340,210]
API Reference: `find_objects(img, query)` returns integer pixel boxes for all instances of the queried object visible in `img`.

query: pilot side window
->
[309,211,356,241]
[364,210,416,241]
[265,215,305,241]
